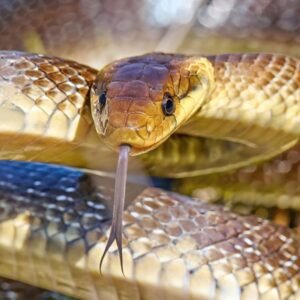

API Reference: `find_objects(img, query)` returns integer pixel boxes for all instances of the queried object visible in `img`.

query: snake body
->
[1,161,300,300]
[1,52,300,175]
[2,0,300,299]
[1,49,300,299]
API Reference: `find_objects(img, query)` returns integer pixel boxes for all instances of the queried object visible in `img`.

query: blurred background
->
[1,0,300,69]
[1,0,300,298]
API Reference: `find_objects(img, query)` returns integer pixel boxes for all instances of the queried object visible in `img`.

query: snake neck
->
[180,53,300,149]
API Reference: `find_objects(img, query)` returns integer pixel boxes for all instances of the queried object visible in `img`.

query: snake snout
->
[91,81,162,154]
[101,98,161,154]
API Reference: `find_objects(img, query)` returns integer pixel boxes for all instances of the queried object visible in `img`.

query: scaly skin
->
[3,51,300,176]
[0,162,300,299]
[92,53,300,172]
[1,0,300,298]
[2,50,300,299]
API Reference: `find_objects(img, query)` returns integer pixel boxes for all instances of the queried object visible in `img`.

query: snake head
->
[91,53,214,155]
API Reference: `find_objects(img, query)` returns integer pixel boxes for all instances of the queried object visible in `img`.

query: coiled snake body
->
[0,52,299,299]
[2,1,300,300]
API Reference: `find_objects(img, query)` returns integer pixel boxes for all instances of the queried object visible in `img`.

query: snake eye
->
[99,91,107,109]
[162,93,175,116]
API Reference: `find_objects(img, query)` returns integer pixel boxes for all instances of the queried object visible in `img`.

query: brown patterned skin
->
[177,141,300,212]
[0,51,97,157]
[2,51,300,300]
[2,51,300,177]
[1,164,300,300]
[0,51,122,172]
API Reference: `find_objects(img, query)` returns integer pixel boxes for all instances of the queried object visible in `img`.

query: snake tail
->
[99,144,130,274]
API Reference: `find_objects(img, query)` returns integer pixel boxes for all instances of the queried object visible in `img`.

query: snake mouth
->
[102,127,165,156]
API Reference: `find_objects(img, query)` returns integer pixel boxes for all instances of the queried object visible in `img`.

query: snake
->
[2,46,300,300]
[2,0,300,299]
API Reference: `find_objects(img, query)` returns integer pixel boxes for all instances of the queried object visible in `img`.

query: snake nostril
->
[162,92,175,116]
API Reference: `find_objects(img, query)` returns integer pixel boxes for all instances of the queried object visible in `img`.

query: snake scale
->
[2,0,300,299]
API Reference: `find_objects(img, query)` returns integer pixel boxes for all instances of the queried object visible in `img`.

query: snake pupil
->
[99,92,107,109]
[162,93,175,116]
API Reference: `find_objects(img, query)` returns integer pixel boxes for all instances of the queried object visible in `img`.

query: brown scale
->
[177,141,300,227]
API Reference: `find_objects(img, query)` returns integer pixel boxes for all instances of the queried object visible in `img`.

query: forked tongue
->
[99,144,130,275]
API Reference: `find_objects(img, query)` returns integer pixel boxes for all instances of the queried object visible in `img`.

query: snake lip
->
[104,128,163,156]
[102,127,146,154]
